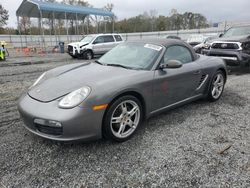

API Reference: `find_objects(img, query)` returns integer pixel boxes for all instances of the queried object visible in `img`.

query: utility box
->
[58,42,65,53]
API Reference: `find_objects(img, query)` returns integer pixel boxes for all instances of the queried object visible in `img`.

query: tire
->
[84,50,93,60]
[70,55,77,59]
[207,70,225,102]
[103,95,143,142]
[245,62,250,73]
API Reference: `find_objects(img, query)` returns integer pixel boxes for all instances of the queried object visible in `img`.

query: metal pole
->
[38,17,41,34]
[104,21,106,33]
[17,16,23,48]
[53,12,57,45]
[112,16,115,33]
[39,10,45,48]
[86,15,89,34]
[74,14,77,35]
[76,13,79,36]
[65,12,69,44]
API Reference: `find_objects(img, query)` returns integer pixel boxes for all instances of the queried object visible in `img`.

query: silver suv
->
[67,34,123,59]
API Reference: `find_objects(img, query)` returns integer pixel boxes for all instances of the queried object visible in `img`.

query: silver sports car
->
[18,39,227,142]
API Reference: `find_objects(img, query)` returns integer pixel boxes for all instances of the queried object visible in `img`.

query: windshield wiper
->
[105,63,132,69]
[94,60,104,65]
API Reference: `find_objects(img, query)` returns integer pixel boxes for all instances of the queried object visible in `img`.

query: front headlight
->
[58,86,91,108]
[204,43,211,49]
[30,72,46,89]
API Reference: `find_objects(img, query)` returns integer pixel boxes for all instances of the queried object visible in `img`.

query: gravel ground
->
[0,57,250,188]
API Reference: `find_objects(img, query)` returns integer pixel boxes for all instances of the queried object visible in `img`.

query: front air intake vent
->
[196,74,208,90]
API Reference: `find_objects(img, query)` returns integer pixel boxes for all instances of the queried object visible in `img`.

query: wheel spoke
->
[128,106,139,117]
[214,75,220,84]
[217,82,223,87]
[121,102,127,114]
[112,116,122,124]
[215,88,220,95]
[118,124,126,135]
[212,87,216,96]
[127,119,136,129]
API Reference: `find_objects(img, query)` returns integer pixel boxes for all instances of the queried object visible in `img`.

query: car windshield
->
[80,35,94,43]
[98,42,162,70]
[223,26,250,37]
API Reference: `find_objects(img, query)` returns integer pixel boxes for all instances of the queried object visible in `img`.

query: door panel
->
[102,35,116,53]
[152,62,202,111]
[92,36,105,54]
[93,43,105,54]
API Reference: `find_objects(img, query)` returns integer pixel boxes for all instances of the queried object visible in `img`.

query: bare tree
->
[20,17,31,34]
[44,0,57,35]
[62,0,89,34]
[0,4,9,27]
[149,9,157,31]
[102,3,115,33]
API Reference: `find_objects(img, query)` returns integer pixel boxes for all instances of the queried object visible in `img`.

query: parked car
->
[203,25,250,68]
[187,34,207,47]
[193,36,216,54]
[67,33,123,59]
[18,39,227,142]
[166,35,181,40]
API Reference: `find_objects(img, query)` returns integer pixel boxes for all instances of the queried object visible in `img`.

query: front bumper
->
[18,94,104,142]
[202,49,250,66]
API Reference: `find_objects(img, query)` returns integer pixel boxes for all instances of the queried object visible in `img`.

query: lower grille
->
[68,45,73,53]
[35,123,63,136]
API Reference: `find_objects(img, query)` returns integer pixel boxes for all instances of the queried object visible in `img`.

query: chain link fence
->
[0,27,226,49]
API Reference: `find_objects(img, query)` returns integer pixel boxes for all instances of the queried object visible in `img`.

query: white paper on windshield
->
[144,44,162,51]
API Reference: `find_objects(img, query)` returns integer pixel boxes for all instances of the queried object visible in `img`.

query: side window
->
[103,35,115,43]
[114,35,122,42]
[164,45,193,64]
[93,36,105,44]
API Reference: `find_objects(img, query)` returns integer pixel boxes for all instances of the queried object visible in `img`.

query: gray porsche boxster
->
[18,39,227,142]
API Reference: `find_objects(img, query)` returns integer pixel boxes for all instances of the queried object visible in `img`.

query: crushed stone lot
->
[0,58,250,188]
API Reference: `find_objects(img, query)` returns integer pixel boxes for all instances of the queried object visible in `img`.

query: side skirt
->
[148,94,204,118]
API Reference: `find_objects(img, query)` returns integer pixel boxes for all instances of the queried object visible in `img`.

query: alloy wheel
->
[211,73,224,99]
[110,100,140,139]
[86,51,92,60]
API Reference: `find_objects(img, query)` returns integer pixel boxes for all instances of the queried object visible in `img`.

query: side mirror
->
[219,33,224,38]
[160,60,183,69]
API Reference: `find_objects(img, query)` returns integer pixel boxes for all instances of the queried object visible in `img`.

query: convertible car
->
[18,39,227,142]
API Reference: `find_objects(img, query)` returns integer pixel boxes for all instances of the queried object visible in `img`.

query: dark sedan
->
[18,39,227,142]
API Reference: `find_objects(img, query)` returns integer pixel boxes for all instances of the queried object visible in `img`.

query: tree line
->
[0,1,209,35]
[116,9,209,33]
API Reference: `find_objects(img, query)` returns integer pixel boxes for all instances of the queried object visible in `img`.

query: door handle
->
[193,70,201,75]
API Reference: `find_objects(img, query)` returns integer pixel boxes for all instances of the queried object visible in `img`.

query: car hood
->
[28,62,142,102]
[211,35,250,43]
[68,42,89,47]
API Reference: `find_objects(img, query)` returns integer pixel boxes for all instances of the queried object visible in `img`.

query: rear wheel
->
[103,95,143,142]
[207,70,225,102]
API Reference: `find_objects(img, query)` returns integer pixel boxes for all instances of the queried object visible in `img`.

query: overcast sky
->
[2,0,250,27]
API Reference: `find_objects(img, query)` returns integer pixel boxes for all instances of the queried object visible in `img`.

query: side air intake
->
[196,74,208,90]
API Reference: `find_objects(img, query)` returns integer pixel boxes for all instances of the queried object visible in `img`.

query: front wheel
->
[84,50,93,60]
[207,70,225,102]
[103,96,143,142]
[70,55,77,59]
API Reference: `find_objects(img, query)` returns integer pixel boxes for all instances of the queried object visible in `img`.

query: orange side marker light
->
[93,104,108,111]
